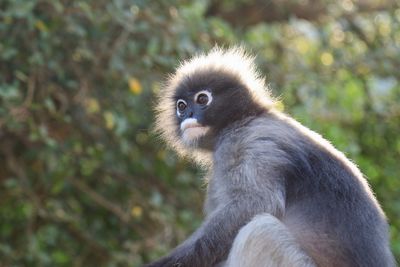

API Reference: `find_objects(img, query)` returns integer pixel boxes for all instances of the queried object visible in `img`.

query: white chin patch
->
[180,118,209,144]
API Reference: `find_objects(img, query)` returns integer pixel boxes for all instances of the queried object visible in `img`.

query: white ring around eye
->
[176,99,187,116]
[194,90,212,106]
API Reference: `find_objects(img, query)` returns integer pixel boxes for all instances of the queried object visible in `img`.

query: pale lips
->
[180,118,203,132]
[180,118,209,143]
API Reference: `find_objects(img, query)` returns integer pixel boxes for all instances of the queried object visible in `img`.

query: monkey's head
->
[155,47,275,160]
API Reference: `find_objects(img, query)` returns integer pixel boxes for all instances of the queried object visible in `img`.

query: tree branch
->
[67,176,131,224]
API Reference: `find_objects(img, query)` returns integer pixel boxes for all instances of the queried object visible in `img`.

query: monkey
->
[145,47,396,267]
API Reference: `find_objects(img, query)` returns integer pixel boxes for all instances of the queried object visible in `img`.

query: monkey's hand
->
[142,256,175,267]
[143,196,280,267]
[143,249,197,267]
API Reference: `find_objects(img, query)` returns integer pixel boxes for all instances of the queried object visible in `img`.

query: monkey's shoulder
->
[214,113,368,191]
[215,113,328,159]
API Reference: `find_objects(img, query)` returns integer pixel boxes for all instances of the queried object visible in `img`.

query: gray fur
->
[146,48,396,267]
[225,213,316,267]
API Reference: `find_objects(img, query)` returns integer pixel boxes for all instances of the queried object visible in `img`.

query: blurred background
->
[0,0,399,266]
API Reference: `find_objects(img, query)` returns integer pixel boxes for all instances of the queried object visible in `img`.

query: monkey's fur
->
[147,48,395,267]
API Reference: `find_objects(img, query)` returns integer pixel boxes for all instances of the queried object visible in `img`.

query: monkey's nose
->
[188,111,194,118]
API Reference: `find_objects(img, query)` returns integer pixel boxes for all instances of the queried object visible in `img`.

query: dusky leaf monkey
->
[145,47,395,267]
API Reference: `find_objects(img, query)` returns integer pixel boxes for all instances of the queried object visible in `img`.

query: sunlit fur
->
[154,46,275,164]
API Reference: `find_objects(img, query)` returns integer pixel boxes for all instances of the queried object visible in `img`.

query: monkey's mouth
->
[180,118,204,132]
[180,119,209,143]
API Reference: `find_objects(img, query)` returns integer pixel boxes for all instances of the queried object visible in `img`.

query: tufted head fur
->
[154,47,276,164]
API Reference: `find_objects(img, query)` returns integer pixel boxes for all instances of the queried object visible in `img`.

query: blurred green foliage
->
[0,0,399,266]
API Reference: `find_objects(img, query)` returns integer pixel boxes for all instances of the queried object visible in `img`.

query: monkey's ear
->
[153,83,180,151]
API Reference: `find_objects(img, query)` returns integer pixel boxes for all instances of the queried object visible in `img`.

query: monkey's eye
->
[177,99,187,112]
[196,94,208,105]
[194,90,212,106]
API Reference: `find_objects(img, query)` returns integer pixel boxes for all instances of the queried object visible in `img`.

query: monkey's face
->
[175,89,213,147]
[173,70,263,150]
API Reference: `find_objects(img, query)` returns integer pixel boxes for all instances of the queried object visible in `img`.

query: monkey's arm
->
[144,193,284,267]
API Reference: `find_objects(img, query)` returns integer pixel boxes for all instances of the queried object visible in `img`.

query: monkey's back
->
[217,112,395,267]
